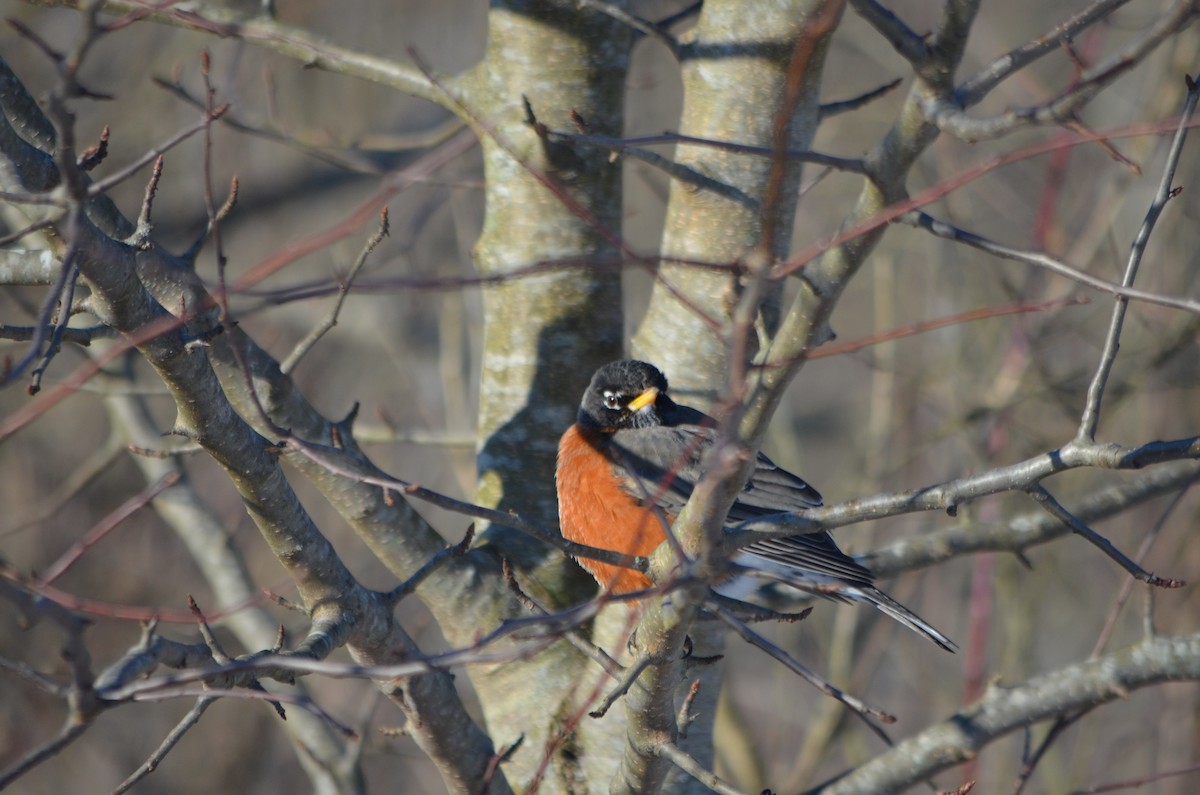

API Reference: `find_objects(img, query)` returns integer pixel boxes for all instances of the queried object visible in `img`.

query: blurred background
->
[1,1,1198,792]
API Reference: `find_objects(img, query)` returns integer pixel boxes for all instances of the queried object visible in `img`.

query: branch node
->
[77,126,109,171]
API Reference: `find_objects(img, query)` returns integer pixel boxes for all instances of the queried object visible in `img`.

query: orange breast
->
[556,424,665,593]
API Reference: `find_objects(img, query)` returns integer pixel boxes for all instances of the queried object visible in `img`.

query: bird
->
[555,359,956,652]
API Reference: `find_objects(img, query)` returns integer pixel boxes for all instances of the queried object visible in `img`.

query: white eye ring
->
[602,391,622,409]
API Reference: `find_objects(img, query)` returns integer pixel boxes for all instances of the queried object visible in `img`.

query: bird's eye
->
[602,391,622,410]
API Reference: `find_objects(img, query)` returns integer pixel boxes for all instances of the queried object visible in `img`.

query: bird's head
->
[577,360,671,431]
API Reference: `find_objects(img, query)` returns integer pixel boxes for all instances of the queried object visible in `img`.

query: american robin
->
[556,359,955,652]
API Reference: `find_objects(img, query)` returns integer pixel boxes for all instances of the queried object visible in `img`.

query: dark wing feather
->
[604,425,701,516]
[724,453,823,520]
[737,534,876,588]
[606,408,823,521]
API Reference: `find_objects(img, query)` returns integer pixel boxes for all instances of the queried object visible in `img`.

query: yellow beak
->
[626,386,659,413]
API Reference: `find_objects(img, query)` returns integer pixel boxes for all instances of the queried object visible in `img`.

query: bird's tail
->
[715,570,957,652]
[845,586,957,653]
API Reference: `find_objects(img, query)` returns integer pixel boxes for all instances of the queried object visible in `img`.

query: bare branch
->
[899,210,1200,316]
[1025,484,1184,588]
[280,209,389,374]
[112,697,216,795]
[574,0,679,56]
[0,206,83,389]
[1077,75,1200,440]
[36,471,180,584]
[283,437,649,572]
[589,655,655,719]
[927,0,1198,141]
[0,655,68,697]
[819,77,904,117]
[40,0,462,111]
[385,524,475,605]
[126,685,354,733]
[726,438,1200,550]
[861,461,1200,578]
[0,247,60,283]
[815,633,1200,795]
[848,0,927,64]
[152,73,466,174]
[0,721,90,790]
[774,117,1200,279]
[957,0,1135,104]
[659,742,758,795]
[85,113,219,200]
[713,604,896,727]
[0,577,98,790]
[543,128,869,175]
[1091,485,1191,655]
[1069,761,1200,795]
[0,321,113,347]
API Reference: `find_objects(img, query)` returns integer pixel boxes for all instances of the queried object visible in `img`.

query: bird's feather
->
[605,405,822,520]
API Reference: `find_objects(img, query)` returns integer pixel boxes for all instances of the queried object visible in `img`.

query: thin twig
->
[501,559,633,686]
[281,209,389,374]
[659,742,758,795]
[0,323,114,347]
[0,721,90,790]
[1068,761,1200,794]
[112,697,216,794]
[282,437,648,571]
[478,734,524,795]
[153,74,464,173]
[385,524,475,604]
[0,217,59,248]
[810,295,1089,359]
[0,207,84,390]
[1010,711,1086,795]
[187,595,290,724]
[1025,485,1185,588]
[546,128,869,174]
[0,656,68,696]
[848,0,927,64]
[930,0,1194,141]
[676,679,702,738]
[37,472,181,585]
[819,77,904,117]
[775,116,1200,278]
[712,605,897,729]
[574,0,678,56]
[85,113,224,199]
[900,211,1200,316]
[127,685,353,735]
[1076,75,1200,441]
[1090,482,1195,656]
[196,50,230,317]
[0,433,123,537]
[589,655,654,719]
[188,595,231,662]
[28,261,81,392]
[126,155,164,248]
[958,0,1134,104]
[703,592,814,624]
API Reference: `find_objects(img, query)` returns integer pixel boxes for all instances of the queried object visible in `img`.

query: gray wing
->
[736,534,876,589]
[606,419,823,522]
[607,419,874,591]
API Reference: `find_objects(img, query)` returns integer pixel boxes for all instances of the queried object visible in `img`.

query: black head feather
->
[577,360,674,430]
